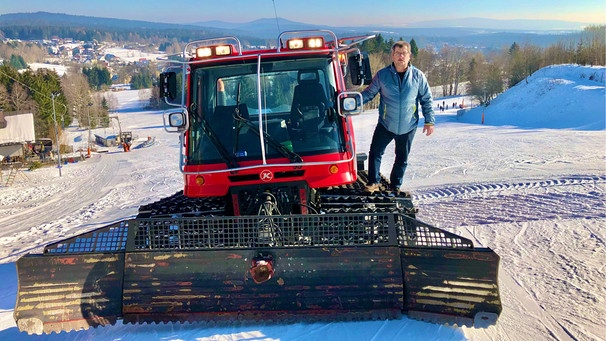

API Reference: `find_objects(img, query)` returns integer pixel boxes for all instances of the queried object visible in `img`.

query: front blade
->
[14,253,125,334]
[14,212,502,334]
[122,247,403,324]
[402,248,501,327]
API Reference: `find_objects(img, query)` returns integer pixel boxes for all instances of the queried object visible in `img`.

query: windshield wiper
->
[233,111,303,164]
[199,117,239,169]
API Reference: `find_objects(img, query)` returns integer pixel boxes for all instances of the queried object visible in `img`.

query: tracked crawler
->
[14,30,501,334]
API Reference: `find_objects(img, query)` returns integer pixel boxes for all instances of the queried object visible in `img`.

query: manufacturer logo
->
[260,169,273,182]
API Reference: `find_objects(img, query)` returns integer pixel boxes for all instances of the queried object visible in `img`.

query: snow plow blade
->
[14,214,501,334]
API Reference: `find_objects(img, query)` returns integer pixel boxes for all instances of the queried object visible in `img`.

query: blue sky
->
[1,0,604,26]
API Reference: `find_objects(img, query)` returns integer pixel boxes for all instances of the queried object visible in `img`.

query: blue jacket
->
[361,63,435,135]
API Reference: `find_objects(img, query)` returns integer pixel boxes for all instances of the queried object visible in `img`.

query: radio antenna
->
[272,0,281,34]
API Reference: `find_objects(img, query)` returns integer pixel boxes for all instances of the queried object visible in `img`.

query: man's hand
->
[217,78,225,92]
[423,124,434,136]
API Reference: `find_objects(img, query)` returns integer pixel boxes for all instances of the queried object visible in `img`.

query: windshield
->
[187,57,343,166]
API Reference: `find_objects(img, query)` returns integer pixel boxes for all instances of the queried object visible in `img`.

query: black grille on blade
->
[44,221,129,254]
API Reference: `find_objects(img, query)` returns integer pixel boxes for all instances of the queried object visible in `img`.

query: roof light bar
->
[215,45,232,56]
[286,37,325,50]
[288,39,305,50]
[195,45,234,59]
[307,37,324,48]
[196,47,213,58]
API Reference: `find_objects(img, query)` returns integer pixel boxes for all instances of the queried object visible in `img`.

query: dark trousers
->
[367,123,417,189]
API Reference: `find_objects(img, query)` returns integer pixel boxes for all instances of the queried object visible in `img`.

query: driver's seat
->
[290,70,328,138]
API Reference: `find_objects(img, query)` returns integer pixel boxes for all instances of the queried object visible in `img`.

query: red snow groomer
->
[14,30,501,335]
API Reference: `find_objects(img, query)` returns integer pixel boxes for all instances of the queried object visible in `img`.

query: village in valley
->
[0,33,166,186]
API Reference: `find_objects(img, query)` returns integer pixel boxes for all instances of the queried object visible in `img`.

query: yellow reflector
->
[195,175,205,185]
[196,47,213,58]
[329,164,339,174]
[288,39,305,49]
[215,45,232,56]
[307,37,324,48]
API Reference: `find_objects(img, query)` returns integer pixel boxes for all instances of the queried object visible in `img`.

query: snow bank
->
[457,64,605,130]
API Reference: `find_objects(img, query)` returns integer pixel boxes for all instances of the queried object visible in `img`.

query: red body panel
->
[183,152,357,197]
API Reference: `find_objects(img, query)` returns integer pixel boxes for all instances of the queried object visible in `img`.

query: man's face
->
[391,46,411,68]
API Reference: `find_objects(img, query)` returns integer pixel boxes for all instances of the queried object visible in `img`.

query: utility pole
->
[87,102,93,157]
[481,84,487,125]
[51,93,62,177]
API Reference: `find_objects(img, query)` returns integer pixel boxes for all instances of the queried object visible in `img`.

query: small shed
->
[95,134,117,147]
[0,111,36,160]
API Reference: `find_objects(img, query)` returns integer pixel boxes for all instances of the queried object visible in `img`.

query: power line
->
[272,0,281,35]
[0,67,68,114]
[0,68,49,99]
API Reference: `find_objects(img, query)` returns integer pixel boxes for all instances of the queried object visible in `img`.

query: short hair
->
[391,41,411,52]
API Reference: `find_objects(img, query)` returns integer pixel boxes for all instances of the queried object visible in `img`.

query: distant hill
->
[0,11,269,46]
[189,17,590,45]
[193,16,594,34]
[408,17,594,31]
[192,17,322,31]
[0,11,194,30]
[0,12,590,50]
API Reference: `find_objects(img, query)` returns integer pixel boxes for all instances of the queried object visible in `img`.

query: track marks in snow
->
[415,175,604,201]
[432,175,606,341]
[413,175,605,227]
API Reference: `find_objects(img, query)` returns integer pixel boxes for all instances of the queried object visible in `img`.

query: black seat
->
[213,103,249,121]
[290,70,329,138]
[205,104,248,153]
[211,104,248,132]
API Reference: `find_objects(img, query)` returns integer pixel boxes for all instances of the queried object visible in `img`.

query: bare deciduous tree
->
[11,83,35,111]
[507,43,542,87]
[61,68,93,127]
[0,84,10,110]
[414,48,437,82]
[468,54,504,107]
[433,45,469,97]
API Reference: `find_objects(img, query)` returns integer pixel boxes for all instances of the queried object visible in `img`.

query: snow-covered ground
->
[27,63,68,76]
[103,47,167,63]
[0,64,604,340]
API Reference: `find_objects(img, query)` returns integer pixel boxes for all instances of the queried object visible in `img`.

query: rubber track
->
[137,173,414,218]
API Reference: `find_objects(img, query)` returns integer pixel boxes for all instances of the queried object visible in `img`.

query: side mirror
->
[159,71,177,100]
[338,92,363,116]
[169,112,186,128]
[348,52,372,86]
[342,97,357,111]
[163,109,189,133]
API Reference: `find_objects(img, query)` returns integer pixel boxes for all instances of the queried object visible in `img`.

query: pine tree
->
[410,39,419,58]
[8,54,27,69]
